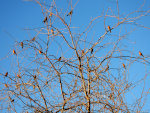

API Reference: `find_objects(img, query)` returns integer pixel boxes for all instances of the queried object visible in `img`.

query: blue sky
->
[0,0,150,112]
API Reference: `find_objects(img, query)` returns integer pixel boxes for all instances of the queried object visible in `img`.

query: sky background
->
[0,0,150,112]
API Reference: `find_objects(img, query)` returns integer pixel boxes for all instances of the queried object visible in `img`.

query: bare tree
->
[0,0,150,113]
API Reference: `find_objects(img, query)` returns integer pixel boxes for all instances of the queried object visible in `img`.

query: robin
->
[43,17,48,23]
[5,84,8,88]
[39,50,43,54]
[139,51,144,57]
[58,57,61,61]
[67,10,73,16]
[107,26,111,33]
[122,63,126,69]
[11,99,14,102]
[5,72,8,77]
[51,29,54,35]
[34,75,37,79]
[17,74,21,78]
[13,50,17,55]
[32,37,35,41]
[91,48,93,54]
[50,12,52,17]
[21,42,23,48]
[45,81,48,85]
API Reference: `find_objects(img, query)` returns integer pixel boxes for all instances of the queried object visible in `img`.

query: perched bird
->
[5,84,8,88]
[91,48,93,54]
[139,51,144,57]
[13,50,17,55]
[32,37,35,41]
[107,26,111,33]
[21,42,23,48]
[33,75,37,79]
[17,74,21,78]
[122,63,126,69]
[39,50,43,54]
[43,17,48,23]
[5,72,8,77]
[11,99,14,102]
[58,57,61,61]
[67,10,73,16]
[45,81,48,85]
[50,12,53,17]
[51,29,54,35]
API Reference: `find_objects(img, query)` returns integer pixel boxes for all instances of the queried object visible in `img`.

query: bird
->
[122,63,126,69]
[17,74,21,78]
[39,50,43,54]
[32,37,35,41]
[5,72,8,77]
[45,81,48,85]
[33,75,37,79]
[58,57,61,61]
[11,99,14,102]
[139,51,144,57]
[43,17,48,23]
[51,29,54,35]
[107,26,111,33]
[5,84,8,88]
[50,12,52,17]
[21,42,23,48]
[13,50,17,55]
[91,48,93,54]
[67,10,73,16]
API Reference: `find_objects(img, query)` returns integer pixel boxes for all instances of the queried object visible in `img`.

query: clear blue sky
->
[0,0,150,112]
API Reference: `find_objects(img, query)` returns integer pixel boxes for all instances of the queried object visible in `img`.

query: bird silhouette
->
[5,72,8,77]
[107,26,111,33]
[50,12,52,17]
[122,63,126,69]
[67,10,73,16]
[51,29,54,35]
[21,42,23,48]
[39,50,43,54]
[34,75,37,80]
[58,57,61,61]
[139,51,144,57]
[5,84,8,88]
[91,48,93,54]
[17,74,21,78]
[43,17,48,23]
[13,50,17,55]
[32,37,35,41]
